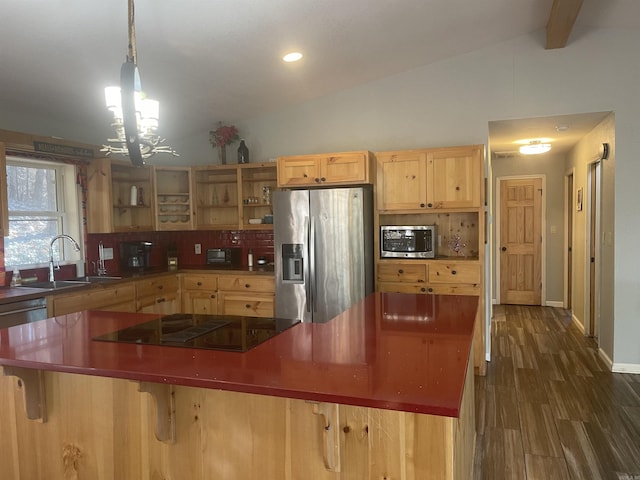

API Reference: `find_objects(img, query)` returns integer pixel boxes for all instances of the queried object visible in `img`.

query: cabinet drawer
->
[377,282,429,294]
[377,263,427,283]
[182,274,218,291]
[428,263,481,285]
[218,275,274,293]
[219,293,274,317]
[427,284,480,296]
[136,275,179,298]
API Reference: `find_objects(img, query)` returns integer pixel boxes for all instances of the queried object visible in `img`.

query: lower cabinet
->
[217,274,275,318]
[49,283,137,316]
[136,275,180,314]
[377,261,480,295]
[181,274,219,314]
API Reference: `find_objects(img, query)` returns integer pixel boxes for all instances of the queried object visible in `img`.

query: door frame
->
[495,174,547,305]
[585,159,602,338]
[564,168,575,310]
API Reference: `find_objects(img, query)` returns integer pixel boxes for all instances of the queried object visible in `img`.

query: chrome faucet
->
[49,234,81,282]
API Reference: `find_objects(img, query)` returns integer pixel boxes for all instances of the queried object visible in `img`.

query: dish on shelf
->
[248,218,262,224]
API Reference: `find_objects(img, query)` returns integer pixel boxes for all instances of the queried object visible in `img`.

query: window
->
[5,158,83,269]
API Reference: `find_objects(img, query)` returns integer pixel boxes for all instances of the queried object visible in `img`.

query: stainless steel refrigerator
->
[274,186,374,323]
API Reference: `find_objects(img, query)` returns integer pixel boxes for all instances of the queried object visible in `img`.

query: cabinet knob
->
[245,304,251,309]
[451,270,457,275]
[420,287,426,293]
[427,203,433,208]
[420,203,426,208]
[428,288,433,293]
[158,285,163,290]
[320,177,326,182]
[314,178,321,183]
[245,283,250,289]
[398,269,404,274]
[210,294,216,299]
[157,298,165,303]
[197,281,202,286]
[501,246,507,252]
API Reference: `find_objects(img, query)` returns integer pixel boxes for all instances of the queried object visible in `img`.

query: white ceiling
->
[0,0,637,148]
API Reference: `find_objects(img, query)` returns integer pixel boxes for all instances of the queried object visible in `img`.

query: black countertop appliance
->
[120,241,153,271]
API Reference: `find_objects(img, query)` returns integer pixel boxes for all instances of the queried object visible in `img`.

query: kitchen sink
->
[76,276,122,283]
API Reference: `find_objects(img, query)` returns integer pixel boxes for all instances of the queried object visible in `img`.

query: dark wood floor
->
[473,305,640,480]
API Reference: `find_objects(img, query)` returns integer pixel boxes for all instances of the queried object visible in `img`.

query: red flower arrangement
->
[209,124,239,148]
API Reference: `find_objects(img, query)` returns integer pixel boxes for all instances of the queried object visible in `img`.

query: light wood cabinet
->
[374,144,486,375]
[181,274,219,314]
[217,274,275,318]
[376,145,482,211]
[154,166,192,230]
[277,151,373,187]
[192,163,276,230]
[49,282,136,316]
[87,158,155,233]
[136,275,180,314]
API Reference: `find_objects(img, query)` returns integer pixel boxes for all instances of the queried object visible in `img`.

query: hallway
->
[473,305,640,479]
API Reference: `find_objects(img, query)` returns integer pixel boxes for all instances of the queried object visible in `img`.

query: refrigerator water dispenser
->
[282,244,304,282]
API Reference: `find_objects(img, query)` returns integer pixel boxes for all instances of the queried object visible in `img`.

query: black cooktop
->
[94,314,300,352]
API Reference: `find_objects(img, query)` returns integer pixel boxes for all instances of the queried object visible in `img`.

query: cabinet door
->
[376,151,428,210]
[51,283,136,316]
[137,294,179,314]
[427,146,482,209]
[277,156,321,187]
[182,290,218,314]
[320,152,369,185]
[192,166,239,230]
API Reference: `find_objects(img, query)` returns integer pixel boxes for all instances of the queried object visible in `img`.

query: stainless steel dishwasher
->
[0,297,48,329]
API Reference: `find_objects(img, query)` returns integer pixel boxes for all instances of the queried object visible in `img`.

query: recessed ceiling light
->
[555,124,570,132]
[283,52,303,62]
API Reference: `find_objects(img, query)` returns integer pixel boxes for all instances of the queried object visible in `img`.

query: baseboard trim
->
[612,363,640,374]
[599,348,614,370]
[571,314,585,334]
[545,301,564,308]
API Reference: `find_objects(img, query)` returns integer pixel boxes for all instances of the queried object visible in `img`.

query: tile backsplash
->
[86,229,274,276]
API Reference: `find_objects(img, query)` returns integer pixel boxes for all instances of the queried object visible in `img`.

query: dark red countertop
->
[0,292,477,417]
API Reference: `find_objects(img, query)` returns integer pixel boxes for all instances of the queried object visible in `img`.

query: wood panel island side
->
[0,292,477,480]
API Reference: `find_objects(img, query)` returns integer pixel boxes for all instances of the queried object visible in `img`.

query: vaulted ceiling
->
[0,0,637,148]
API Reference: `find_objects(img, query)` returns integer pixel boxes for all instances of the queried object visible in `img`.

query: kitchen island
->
[0,292,477,479]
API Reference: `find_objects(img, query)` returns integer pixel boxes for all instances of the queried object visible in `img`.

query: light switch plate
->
[195,244,202,254]
[103,247,114,260]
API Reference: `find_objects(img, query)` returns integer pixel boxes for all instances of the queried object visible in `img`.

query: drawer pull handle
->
[451,270,457,275]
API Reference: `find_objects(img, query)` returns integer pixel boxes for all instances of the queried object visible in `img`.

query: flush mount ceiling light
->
[518,139,552,155]
[102,0,178,166]
[282,52,303,62]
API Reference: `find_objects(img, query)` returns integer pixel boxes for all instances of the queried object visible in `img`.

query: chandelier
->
[102,0,177,166]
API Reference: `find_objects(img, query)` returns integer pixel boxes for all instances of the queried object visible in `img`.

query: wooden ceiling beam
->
[546,0,584,49]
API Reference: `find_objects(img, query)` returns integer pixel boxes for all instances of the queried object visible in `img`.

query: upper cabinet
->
[154,167,193,230]
[0,143,9,236]
[376,145,483,211]
[87,158,155,233]
[277,151,373,187]
[193,162,276,230]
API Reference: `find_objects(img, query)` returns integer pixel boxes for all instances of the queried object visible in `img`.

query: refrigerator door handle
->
[310,215,317,313]
[305,216,312,313]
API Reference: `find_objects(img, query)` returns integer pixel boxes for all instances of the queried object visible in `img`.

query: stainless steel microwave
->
[380,225,436,259]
